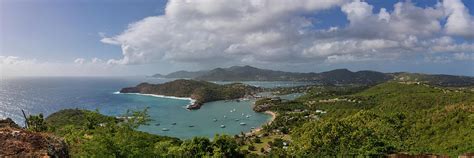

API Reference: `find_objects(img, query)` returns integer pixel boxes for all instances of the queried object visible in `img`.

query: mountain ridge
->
[153,65,474,86]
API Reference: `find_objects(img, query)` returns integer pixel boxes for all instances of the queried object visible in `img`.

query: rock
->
[0,118,20,128]
[186,103,202,110]
[0,118,69,157]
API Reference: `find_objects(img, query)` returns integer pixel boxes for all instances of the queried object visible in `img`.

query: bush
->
[248,145,256,151]
[254,138,261,144]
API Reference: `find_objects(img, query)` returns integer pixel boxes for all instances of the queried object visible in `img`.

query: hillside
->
[120,79,261,109]
[0,118,69,157]
[258,82,474,156]
[392,72,474,87]
[152,65,474,86]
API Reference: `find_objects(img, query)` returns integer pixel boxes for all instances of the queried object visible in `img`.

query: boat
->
[155,123,160,126]
[246,115,250,118]
[171,122,177,125]
[220,125,226,128]
[162,128,170,131]
[224,115,227,118]
[188,125,194,127]
[235,119,239,121]
[213,118,218,122]
[240,122,246,125]
[241,113,244,116]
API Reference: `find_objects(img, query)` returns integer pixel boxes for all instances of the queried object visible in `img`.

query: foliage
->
[44,108,246,157]
[121,79,261,104]
[287,82,474,157]
[212,134,241,157]
[26,114,47,132]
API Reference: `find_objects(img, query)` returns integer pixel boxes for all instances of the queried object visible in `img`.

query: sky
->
[1,0,473,76]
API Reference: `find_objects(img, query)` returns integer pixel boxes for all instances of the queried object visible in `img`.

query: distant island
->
[153,65,474,87]
[120,79,261,109]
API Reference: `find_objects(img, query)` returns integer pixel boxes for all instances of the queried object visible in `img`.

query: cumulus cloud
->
[341,0,444,39]
[100,0,474,66]
[443,0,474,38]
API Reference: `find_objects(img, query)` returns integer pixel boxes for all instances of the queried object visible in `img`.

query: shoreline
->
[246,110,276,136]
[114,91,196,105]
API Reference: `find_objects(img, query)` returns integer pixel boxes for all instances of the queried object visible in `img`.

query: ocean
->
[0,76,308,139]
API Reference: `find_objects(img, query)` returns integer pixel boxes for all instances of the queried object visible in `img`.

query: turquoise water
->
[128,94,270,139]
[0,77,291,139]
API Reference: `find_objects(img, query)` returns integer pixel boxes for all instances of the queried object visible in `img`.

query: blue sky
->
[1,0,473,76]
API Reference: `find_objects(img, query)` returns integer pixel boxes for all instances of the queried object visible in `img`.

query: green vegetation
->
[26,114,47,132]
[16,81,474,157]
[120,79,260,105]
[154,65,474,86]
[258,82,474,157]
[43,108,245,157]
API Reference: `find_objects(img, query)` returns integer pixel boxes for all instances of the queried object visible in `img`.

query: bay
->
[0,77,306,139]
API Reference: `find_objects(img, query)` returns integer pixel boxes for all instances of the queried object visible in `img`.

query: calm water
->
[0,77,304,139]
[214,81,314,88]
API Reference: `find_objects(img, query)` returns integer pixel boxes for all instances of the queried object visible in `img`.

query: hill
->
[120,79,261,109]
[259,82,474,156]
[152,65,474,86]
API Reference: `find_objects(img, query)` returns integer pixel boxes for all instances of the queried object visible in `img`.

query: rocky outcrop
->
[0,118,20,128]
[0,119,69,157]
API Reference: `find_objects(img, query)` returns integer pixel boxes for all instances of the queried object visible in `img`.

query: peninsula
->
[120,79,261,109]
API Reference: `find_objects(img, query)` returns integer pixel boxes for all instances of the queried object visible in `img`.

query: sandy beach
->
[246,110,276,136]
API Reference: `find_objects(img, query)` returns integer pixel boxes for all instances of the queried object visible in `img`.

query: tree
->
[181,137,212,157]
[212,134,241,157]
[27,114,47,132]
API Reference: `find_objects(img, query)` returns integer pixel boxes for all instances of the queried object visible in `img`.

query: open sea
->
[0,76,308,139]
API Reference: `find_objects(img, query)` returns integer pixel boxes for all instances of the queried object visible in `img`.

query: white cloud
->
[341,0,444,39]
[0,56,130,76]
[0,56,36,65]
[74,58,85,64]
[102,0,348,65]
[454,53,474,61]
[99,0,474,66]
[443,0,474,38]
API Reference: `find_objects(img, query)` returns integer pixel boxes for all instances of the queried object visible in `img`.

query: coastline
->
[246,110,276,136]
[114,91,196,105]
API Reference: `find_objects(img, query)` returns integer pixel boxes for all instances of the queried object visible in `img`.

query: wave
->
[114,92,196,105]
